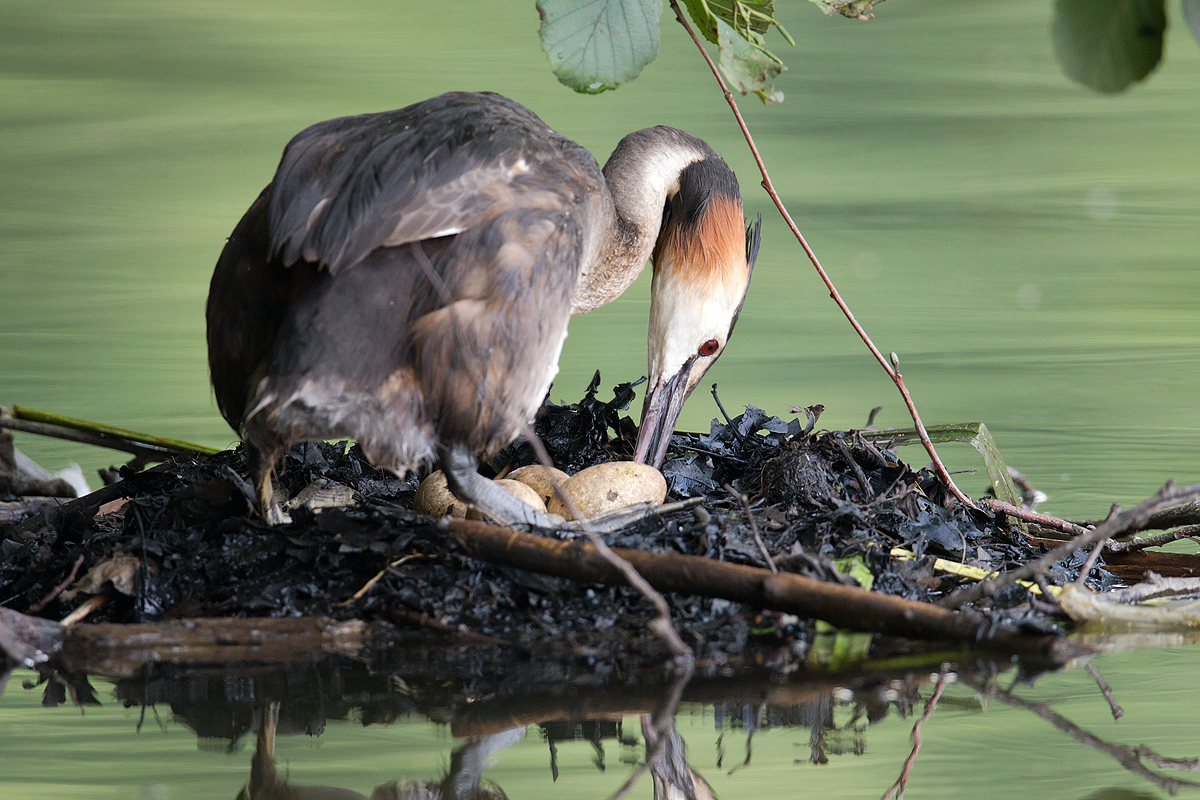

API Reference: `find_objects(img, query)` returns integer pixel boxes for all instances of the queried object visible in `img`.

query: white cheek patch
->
[647,257,745,386]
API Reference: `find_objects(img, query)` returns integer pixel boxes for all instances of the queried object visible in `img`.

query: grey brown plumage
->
[206,91,759,526]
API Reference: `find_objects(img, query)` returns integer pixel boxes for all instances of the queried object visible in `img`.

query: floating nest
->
[0,373,1140,676]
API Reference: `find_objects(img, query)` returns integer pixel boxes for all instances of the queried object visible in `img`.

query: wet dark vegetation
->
[6,380,1200,798]
[7,373,1184,677]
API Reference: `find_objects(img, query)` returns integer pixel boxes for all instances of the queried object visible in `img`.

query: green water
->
[3,0,1200,796]
[4,647,1200,799]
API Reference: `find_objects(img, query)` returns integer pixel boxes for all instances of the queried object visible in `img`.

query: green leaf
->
[683,0,775,44]
[808,0,886,20]
[717,18,784,104]
[683,0,724,44]
[1051,0,1166,94]
[537,0,662,94]
[1183,0,1200,48]
[679,0,791,103]
[833,554,874,591]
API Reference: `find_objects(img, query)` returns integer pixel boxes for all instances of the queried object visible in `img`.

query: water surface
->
[4,646,1200,799]
[3,1,1200,797]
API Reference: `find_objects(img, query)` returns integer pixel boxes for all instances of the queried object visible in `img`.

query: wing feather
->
[265,91,594,275]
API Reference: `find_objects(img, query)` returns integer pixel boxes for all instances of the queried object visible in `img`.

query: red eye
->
[698,339,720,356]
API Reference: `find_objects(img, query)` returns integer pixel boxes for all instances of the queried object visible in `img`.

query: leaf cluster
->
[537,0,879,104]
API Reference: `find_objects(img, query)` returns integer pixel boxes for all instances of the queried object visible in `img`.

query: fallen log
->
[442,520,1088,664]
[56,616,369,677]
[0,611,368,678]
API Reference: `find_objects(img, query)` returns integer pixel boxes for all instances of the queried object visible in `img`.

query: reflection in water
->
[231,700,725,800]
[642,715,715,800]
[7,649,1200,798]
[237,702,521,800]
[963,674,1200,797]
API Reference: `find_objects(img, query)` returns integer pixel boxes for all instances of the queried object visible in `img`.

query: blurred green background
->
[3,0,1198,519]
[3,2,1200,796]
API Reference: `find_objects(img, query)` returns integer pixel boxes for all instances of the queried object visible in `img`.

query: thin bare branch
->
[1085,662,1123,721]
[608,662,695,800]
[726,483,777,573]
[523,426,694,663]
[28,554,85,613]
[963,675,1200,795]
[338,554,421,606]
[979,499,1091,537]
[60,594,108,626]
[833,436,873,499]
[665,0,976,511]
[942,484,1200,610]
[1075,538,1109,587]
[880,672,949,800]
[1106,524,1200,553]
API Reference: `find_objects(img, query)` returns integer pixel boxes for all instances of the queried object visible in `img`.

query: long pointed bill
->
[633,357,697,468]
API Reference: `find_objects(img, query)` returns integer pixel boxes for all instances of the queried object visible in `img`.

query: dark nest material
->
[1,373,1094,672]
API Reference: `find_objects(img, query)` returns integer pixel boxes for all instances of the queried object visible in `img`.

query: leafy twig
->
[666,0,977,511]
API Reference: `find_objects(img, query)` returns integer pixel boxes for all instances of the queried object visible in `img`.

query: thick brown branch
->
[1136,499,1200,532]
[443,520,1085,663]
[60,616,367,678]
[1103,549,1200,580]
